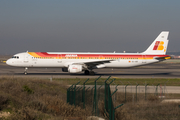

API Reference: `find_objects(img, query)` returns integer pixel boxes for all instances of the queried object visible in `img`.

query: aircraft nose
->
[6,59,11,65]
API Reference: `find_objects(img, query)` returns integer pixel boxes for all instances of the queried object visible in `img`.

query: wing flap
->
[73,60,113,68]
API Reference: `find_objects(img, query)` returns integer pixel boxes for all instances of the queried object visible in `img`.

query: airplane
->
[6,31,171,75]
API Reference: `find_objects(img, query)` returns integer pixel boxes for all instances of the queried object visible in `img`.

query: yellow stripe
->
[28,52,41,57]
[165,57,171,60]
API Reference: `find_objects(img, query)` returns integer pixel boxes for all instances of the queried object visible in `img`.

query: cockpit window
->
[12,56,19,59]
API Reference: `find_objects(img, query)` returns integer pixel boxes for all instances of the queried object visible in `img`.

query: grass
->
[0,76,91,120]
[116,101,180,120]
[53,77,180,86]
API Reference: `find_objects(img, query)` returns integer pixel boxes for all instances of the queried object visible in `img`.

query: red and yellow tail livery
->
[143,31,169,55]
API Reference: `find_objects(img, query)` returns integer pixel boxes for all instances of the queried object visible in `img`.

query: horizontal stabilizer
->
[154,56,171,60]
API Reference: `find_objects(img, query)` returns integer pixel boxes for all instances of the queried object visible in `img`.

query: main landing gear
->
[84,70,95,75]
[24,67,28,75]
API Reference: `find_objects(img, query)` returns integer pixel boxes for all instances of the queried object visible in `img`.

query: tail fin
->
[142,31,169,55]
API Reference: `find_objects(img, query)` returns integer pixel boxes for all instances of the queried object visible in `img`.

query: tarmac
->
[0,59,180,94]
[0,59,180,79]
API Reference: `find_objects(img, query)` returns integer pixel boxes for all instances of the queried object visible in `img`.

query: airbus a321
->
[6,31,171,75]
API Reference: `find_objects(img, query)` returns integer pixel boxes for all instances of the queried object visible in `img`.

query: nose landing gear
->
[24,67,28,75]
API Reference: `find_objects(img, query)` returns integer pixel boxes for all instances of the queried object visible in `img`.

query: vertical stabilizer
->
[143,31,169,55]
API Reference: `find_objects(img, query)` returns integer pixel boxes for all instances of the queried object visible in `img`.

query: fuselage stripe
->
[27,52,169,60]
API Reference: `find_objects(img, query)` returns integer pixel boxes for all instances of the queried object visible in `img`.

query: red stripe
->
[34,52,169,58]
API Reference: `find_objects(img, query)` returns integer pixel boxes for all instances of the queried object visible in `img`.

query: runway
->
[76,85,180,94]
[1,59,180,78]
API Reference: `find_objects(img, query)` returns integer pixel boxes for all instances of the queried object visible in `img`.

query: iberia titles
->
[65,54,78,57]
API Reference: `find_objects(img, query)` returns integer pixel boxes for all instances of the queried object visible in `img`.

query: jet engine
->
[68,65,83,73]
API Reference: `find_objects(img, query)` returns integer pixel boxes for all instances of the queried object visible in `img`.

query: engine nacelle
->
[68,65,83,73]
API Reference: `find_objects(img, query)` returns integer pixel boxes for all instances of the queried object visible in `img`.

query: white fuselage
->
[6,52,164,68]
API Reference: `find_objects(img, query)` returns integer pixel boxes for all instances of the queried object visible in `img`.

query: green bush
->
[23,85,34,94]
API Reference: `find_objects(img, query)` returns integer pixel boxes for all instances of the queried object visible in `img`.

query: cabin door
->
[142,55,146,63]
[57,54,62,63]
[24,54,29,63]
[99,55,103,60]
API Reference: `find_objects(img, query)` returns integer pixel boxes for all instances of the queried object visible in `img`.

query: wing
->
[73,59,113,69]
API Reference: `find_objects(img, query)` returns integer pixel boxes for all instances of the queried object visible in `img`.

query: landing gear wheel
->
[84,70,90,75]
[84,70,95,75]
[89,71,95,75]
[24,67,28,75]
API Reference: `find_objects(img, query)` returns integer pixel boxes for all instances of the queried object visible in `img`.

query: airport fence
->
[67,76,123,120]
[120,82,168,103]
[67,76,168,120]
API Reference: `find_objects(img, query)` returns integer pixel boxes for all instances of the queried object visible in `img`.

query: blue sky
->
[0,0,180,54]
